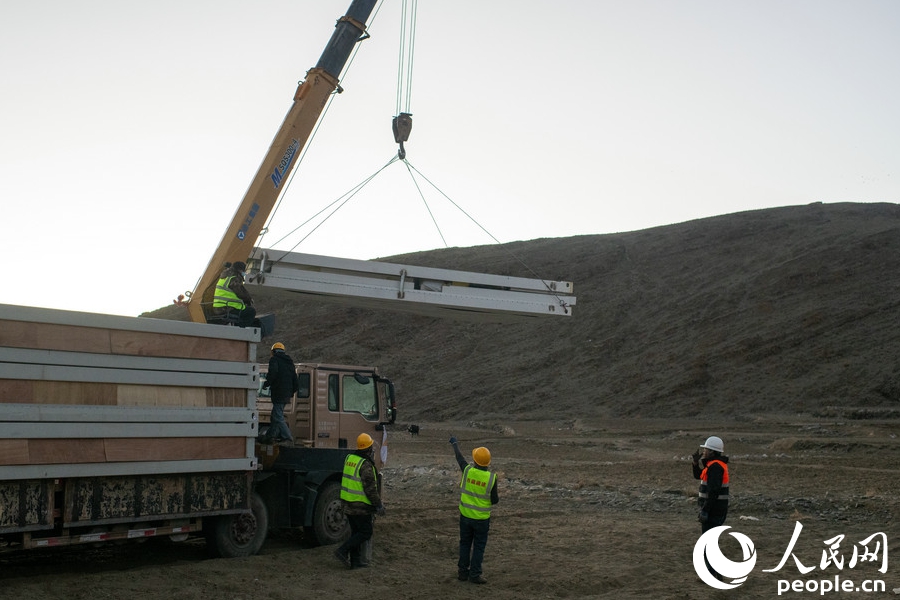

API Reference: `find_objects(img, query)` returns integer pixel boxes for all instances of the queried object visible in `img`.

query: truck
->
[0,302,395,556]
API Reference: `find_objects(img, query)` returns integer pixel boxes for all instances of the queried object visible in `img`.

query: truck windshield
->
[342,374,378,421]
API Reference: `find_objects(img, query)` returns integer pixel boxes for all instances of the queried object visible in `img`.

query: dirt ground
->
[2,416,898,599]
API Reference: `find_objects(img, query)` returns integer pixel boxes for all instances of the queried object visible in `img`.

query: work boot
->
[469,575,487,584]
[333,548,351,568]
[457,569,469,581]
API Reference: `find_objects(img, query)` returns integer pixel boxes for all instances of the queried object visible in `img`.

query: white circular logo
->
[693,525,757,589]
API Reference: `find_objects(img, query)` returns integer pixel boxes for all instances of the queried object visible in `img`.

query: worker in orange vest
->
[691,435,729,530]
[692,435,730,580]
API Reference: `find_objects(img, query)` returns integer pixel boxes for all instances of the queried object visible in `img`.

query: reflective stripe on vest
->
[459,464,495,520]
[340,454,373,505]
[212,275,245,309]
[699,459,730,501]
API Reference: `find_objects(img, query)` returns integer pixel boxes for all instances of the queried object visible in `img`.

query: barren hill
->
[147,202,900,421]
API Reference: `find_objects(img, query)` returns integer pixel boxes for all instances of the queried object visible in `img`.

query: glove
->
[376,504,386,517]
[698,510,708,524]
[691,450,700,464]
[449,436,458,445]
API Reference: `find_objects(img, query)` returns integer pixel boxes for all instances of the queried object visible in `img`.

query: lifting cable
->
[264,154,402,263]
[392,0,416,159]
[400,161,571,314]
[264,154,572,315]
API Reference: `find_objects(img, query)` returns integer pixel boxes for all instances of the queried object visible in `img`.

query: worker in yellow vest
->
[449,435,498,585]
[211,261,257,327]
[334,433,385,569]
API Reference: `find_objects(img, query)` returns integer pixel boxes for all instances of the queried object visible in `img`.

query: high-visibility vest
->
[699,459,730,502]
[340,454,373,505]
[459,465,495,520]
[213,275,245,309]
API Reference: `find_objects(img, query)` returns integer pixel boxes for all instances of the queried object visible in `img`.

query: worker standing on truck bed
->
[334,433,385,569]
[449,436,498,585]
[212,261,257,327]
[261,342,298,444]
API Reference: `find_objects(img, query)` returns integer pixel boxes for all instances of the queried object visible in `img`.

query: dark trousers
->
[458,514,491,577]
[339,513,373,564]
[701,514,727,580]
[236,306,257,328]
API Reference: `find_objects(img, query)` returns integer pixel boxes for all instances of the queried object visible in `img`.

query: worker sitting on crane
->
[211,261,257,327]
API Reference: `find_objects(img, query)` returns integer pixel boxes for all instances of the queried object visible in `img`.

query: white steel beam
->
[248,250,576,321]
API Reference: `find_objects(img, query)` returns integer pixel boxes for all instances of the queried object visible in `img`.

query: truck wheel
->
[210,492,268,558]
[308,481,349,546]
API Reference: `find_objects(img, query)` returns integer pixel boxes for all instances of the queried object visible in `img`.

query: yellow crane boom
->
[186,0,377,324]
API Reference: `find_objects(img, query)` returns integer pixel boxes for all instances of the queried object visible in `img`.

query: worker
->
[449,436,498,585]
[691,435,730,580]
[211,261,257,327]
[260,342,298,444]
[334,433,385,569]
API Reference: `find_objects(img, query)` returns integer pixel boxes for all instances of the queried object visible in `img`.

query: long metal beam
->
[247,249,576,321]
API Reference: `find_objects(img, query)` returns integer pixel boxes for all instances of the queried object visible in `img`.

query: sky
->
[2,1,898,317]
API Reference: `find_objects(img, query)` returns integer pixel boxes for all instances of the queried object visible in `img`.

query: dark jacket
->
[342,449,382,516]
[265,350,299,403]
[693,454,729,518]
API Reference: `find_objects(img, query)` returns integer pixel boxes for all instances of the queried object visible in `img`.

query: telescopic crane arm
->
[186,0,378,324]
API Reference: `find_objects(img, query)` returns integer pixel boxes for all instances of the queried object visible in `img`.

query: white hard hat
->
[700,436,724,453]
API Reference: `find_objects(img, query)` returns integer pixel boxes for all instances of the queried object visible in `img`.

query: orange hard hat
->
[472,446,491,467]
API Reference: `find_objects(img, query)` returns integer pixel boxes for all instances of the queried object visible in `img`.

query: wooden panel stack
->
[0,303,260,480]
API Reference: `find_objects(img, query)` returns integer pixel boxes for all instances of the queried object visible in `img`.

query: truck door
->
[335,372,382,459]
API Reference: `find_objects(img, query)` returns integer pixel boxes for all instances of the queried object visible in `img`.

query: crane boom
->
[186,0,377,324]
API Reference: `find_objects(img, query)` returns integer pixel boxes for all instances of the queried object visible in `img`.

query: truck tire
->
[210,492,268,558]
[308,481,349,546]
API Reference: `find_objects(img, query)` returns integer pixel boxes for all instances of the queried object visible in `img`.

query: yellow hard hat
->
[472,446,491,467]
[271,342,285,351]
[357,433,374,450]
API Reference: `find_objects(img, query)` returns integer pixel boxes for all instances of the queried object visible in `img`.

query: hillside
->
[147,202,900,421]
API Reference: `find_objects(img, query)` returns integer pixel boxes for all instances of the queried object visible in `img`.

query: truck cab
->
[253,363,395,545]
[255,363,396,467]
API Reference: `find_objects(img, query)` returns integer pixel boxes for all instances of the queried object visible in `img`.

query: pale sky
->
[2,1,898,317]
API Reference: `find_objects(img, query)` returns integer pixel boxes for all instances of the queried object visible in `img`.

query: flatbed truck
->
[0,302,394,557]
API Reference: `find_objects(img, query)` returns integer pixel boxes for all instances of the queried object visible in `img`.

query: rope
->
[395,0,417,116]
[402,160,572,313]
[262,155,571,315]
[265,155,402,263]
[402,160,446,248]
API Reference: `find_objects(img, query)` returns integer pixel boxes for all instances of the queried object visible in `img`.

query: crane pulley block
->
[392,113,413,143]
